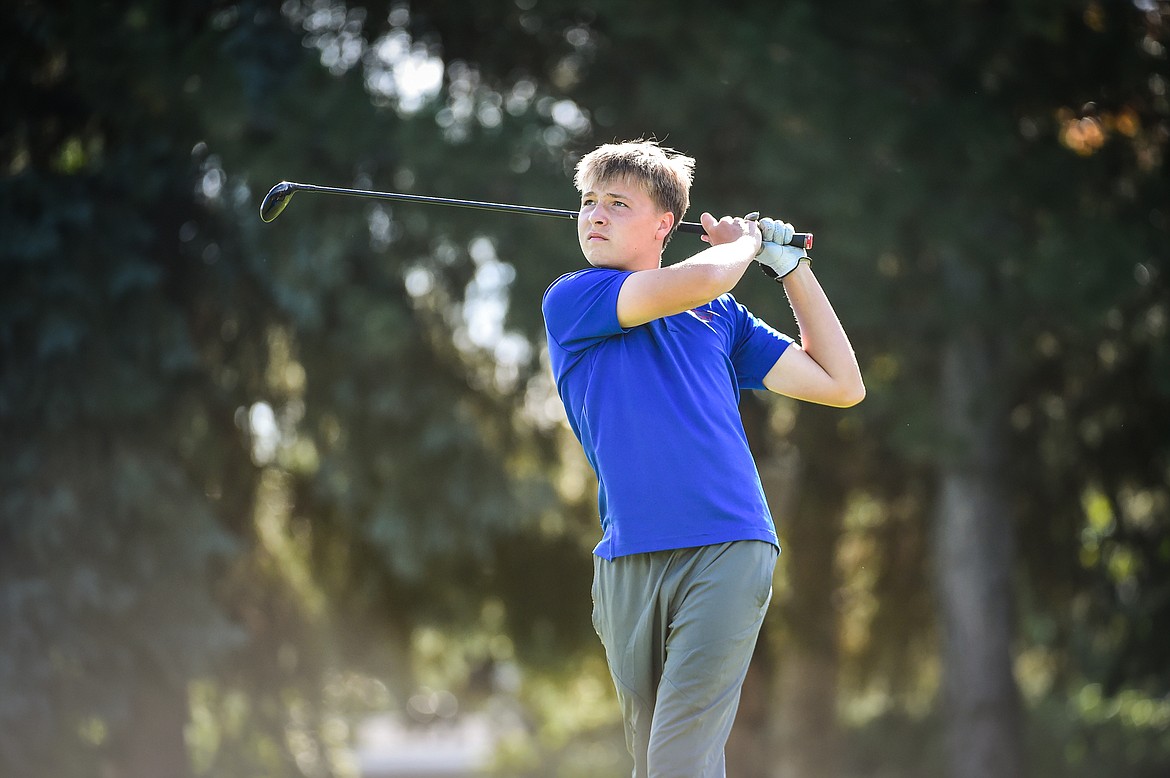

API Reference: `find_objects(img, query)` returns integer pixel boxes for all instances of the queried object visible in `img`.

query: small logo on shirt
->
[687,308,715,323]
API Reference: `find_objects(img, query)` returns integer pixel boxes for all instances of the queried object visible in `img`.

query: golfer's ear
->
[655,211,675,241]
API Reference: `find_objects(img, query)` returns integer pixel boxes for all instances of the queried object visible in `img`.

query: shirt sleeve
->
[726,296,793,391]
[542,268,632,354]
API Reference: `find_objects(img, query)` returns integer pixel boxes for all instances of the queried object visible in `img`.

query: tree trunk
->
[113,675,192,778]
[772,643,840,778]
[770,453,842,778]
[935,328,1024,778]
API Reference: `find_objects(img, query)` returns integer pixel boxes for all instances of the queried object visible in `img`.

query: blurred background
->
[2,1,1168,776]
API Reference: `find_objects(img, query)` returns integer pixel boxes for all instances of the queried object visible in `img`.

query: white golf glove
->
[756,217,806,280]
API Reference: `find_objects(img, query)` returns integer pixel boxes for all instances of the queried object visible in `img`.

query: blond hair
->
[574,140,695,243]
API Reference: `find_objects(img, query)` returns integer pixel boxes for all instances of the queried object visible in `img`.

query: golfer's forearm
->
[616,236,758,327]
[670,235,757,296]
[783,264,865,402]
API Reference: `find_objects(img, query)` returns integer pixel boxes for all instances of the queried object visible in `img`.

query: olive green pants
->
[592,541,778,778]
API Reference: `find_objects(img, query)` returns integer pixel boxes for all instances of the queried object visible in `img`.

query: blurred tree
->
[1,2,275,774]
[1,1,586,775]
[4,1,1167,777]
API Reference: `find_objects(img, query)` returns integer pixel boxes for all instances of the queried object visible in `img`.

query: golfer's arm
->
[763,263,865,407]
[616,236,757,328]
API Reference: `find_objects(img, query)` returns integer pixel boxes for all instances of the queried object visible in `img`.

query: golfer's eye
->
[581,198,596,206]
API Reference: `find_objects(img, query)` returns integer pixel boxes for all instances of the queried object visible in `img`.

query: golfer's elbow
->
[833,376,866,408]
[813,369,865,408]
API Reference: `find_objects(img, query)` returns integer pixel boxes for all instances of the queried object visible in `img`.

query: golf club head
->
[259,182,298,222]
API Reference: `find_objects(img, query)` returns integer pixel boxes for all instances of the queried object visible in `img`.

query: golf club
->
[259,181,814,250]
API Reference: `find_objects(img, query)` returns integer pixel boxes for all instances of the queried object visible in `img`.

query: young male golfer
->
[542,140,864,777]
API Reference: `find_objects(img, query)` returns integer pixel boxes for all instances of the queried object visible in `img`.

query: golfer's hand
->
[701,212,762,253]
[756,217,807,279]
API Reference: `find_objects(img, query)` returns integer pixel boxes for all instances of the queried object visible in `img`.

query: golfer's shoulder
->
[543,267,629,307]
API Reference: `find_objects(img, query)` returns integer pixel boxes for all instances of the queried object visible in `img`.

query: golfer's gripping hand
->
[699,212,763,252]
[756,217,807,278]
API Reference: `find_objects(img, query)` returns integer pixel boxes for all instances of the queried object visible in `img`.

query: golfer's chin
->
[586,256,622,269]
[581,243,629,270]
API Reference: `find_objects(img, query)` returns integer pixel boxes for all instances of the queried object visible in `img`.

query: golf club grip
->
[676,220,814,250]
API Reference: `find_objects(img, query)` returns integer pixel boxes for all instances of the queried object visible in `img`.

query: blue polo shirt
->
[542,267,792,559]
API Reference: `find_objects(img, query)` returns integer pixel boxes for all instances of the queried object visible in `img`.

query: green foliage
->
[0,439,244,772]
[2,0,1167,775]
[3,0,590,773]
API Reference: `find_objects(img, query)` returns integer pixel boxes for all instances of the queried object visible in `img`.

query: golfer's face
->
[578,177,669,270]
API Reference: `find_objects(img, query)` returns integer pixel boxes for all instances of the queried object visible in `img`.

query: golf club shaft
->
[260,181,814,249]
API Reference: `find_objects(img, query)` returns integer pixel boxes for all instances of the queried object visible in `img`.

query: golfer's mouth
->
[586,232,607,241]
